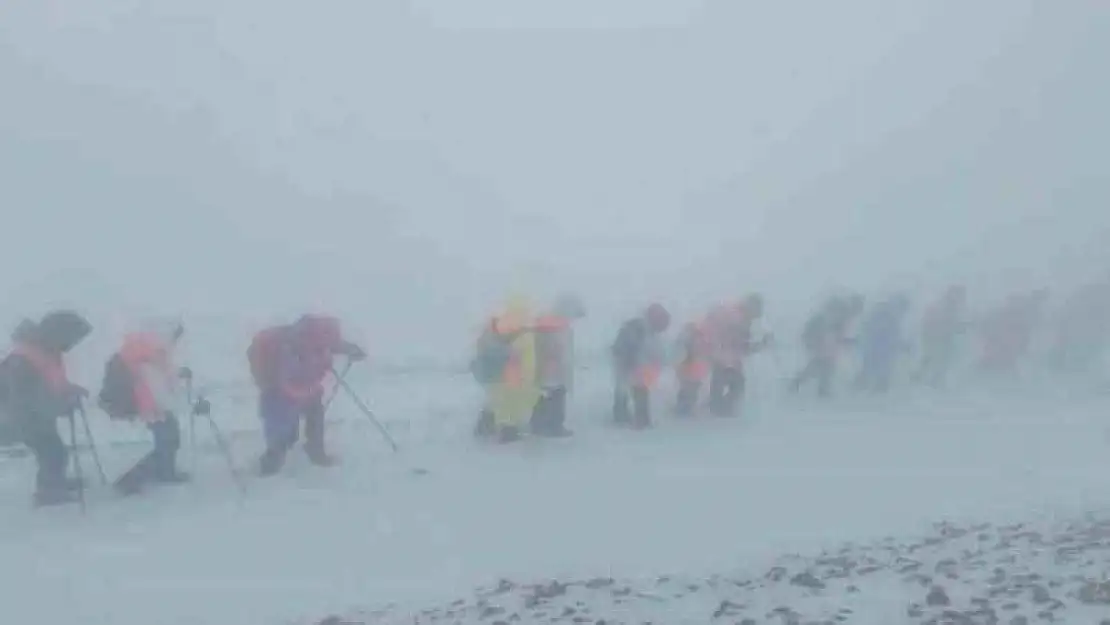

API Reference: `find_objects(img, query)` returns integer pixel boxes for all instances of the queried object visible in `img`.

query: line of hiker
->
[469,278,1110,443]
[1,274,1108,505]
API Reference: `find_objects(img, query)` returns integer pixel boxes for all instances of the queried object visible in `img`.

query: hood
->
[495,294,533,334]
[294,314,342,350]
[552,293,586,320]
[11,319,36,343]
[34,310,92,354]
[133,317,185,346]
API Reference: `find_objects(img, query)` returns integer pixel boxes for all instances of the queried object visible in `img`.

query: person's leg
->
[150,414,187,482]
[25,423,74,505]
[544,387,570,436]
[708,366,727,415]
[302,396,336,466]
[259,391,300,476]
[631,386,651,428]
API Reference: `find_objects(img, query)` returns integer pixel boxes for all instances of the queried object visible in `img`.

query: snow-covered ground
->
[1,363,1109,625]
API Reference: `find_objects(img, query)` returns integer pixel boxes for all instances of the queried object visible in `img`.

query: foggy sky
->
[1,0,1107,364]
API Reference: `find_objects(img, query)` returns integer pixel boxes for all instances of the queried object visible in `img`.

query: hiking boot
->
[259,449,286,477]
[497,426,522,443]
[533,425,573,438]
[33,489,78,507]
[114,477,143,497]
[304,445,338,468]
[154,471,191,485]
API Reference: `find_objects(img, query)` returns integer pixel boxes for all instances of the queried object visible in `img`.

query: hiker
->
[790,294,865,397]
[673,317,712,416]
[979,289,1050,374]
[0,312,92,506]
[705,294,771,417]
[914,286,970,387]
[248,315,366,476]
[611,303,671,428]
[474,296,543,443]
[530,293,587,437]
[854,294,912,393]
[98,319,190,495]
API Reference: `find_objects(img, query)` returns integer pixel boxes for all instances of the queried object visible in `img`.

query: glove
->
[62,384,88,413]
[340,342,367,362]
[178,366,193,380]
[192,397,212,416]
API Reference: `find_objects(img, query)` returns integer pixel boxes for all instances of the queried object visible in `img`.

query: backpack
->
[98,353,137,420]
[802,314,827,352]
[247,327,283,388]
[470,329,514,385]
[0,354,17,445]
[611,319,647,371]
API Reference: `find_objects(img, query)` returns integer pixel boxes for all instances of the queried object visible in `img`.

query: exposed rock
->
[927,584,952,607]
[789,572,826,590]
[1077,580,1110,605]
[711,599,744,618]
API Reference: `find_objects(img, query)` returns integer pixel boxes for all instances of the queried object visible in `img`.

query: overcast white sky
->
[1,0,1107,365]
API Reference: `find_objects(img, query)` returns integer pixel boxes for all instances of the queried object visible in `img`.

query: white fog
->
[1,1,1108,624]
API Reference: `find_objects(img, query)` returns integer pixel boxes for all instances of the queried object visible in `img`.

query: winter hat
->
[644,303,671,332]
[553,293,586,320]
[35,310,92,353]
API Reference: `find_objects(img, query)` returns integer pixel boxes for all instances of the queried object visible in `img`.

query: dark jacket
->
[0,311,92,438]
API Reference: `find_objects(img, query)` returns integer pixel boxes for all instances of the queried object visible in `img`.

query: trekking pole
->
[180,368,197,471]
[76,404,107,486]
[330,366,398,452]
[66,413,86,514]
[193,397,246,500]
[322,360,353,415]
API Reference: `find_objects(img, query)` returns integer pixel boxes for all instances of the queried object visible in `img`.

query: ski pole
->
[330,366,398,452]
[322,360,352,415]
[67,413,86,514]
[77,404,107,486]
[182,372,196,471]
[193,397,246,500]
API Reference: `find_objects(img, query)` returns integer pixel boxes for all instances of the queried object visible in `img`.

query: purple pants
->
[259,390,325,453]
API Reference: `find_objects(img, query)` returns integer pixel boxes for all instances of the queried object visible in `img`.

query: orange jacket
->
[676,320,712,382]
[119,331,176,422]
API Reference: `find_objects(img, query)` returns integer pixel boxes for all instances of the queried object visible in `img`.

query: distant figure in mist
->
[1047,277,1110,374]
[790,293,865,398]
[673,315,713,416]
[854,294,912,393]
[529,293,587,438]
[611,303,671,428]
[704,294,772,417]
[978,289,1050,374]
[913,285,970,388]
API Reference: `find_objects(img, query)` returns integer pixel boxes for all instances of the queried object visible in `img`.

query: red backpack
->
[247,327,284,388]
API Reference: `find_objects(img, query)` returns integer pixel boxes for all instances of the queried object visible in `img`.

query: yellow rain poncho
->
[488,295,542,431]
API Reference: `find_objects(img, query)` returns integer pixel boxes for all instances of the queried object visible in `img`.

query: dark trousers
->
[855,351,897,393]
[708,365,745,416]
[24,420,69,495]
[614,385,650,428]
[531,387,568,435]
[259,391,327,475]
[115,414,182,492]
[675,380,702,416]
[791,354,836,397]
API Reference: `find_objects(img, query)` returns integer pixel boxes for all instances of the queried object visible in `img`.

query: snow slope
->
[1,364,1109,625]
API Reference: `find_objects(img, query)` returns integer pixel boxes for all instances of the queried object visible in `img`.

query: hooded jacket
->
[0,311,91,433]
